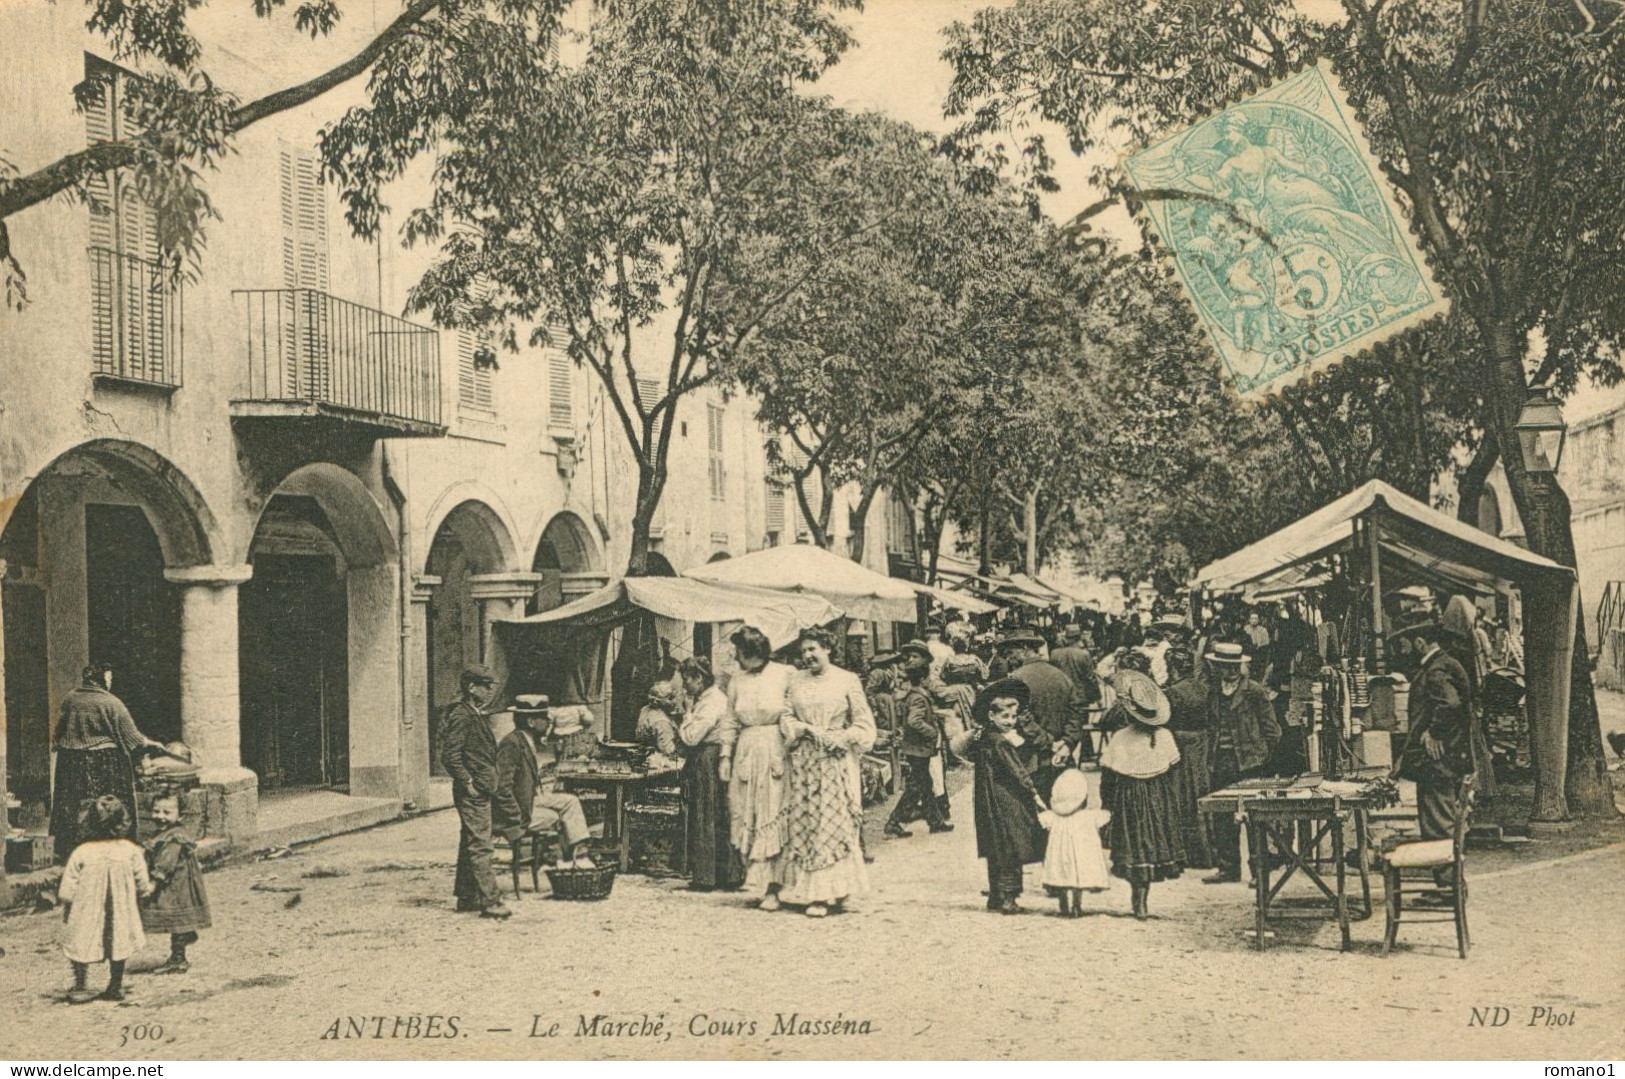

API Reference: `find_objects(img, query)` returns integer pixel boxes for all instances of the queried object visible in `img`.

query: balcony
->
[90,247,183,390]
[231,289,446,438]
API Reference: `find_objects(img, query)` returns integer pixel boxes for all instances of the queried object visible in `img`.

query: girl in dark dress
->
[1099,670,1185,919]
[950,678,1048,914]
[140,794,211,974]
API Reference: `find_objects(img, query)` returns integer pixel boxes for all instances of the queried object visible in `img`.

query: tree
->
[942,0,1625,819]
[323,0,872,576]
[0,0,553,306]
[737,116,1051,565]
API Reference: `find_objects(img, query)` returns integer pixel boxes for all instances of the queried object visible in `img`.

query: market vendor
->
[494,695,594,868]
[51,663,167,862]
[1389,612,1474,888]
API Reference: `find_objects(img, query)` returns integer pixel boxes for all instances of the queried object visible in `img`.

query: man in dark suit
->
[885,642,953,838]
[1203,642,1282,883]
[441,663,510,919]
[1392,614,1475,886]
[494,696,594,866]
[1001,631,1079,797]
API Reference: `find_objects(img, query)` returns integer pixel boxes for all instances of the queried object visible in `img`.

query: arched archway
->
[1,440,220,827]
[529,510,603,613]
[240,464,400,796]
[425,500,519,769]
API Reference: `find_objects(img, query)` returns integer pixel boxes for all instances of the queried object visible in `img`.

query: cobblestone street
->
[5,783,1623,1061]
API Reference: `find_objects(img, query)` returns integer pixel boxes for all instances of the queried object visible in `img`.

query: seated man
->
[494,695,595,867]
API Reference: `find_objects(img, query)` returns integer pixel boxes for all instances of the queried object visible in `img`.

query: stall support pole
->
[1366,510,1386,676]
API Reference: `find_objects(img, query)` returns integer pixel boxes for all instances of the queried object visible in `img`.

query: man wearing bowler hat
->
[441,663,511,918]
[1000,630,1078,797]
[494,695,595,868]
[1389,611,1474,888]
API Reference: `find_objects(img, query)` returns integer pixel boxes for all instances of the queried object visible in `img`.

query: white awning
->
[685,543,919,623]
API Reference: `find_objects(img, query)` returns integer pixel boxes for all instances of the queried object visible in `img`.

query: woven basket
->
[545,861,617,901]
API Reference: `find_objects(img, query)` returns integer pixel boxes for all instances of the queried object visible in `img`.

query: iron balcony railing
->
[236,288,442,426]
[89,246,183,387]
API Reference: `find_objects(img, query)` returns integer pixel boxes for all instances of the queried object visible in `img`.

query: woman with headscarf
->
[778,627,877,917]
[678,657,742,892]
[51,664,166,862]
[717,626,795,910]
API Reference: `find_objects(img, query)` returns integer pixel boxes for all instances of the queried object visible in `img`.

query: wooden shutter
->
[765,453,786,536]
[637,377,664,463]
[84,60,171,384]
[279,146,330,398]
[546,318,573,428]
[707,405,726,501]
[455,280,495,415]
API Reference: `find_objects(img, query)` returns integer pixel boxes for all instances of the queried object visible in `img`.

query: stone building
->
[0,4,927,863]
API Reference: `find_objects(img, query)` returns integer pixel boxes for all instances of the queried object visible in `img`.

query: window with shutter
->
[546,318,574,429]
[278,144,330,399]
[765,460,786,537]
[84,57,180,387]
[454,279,495,416]
[707,405,726,502]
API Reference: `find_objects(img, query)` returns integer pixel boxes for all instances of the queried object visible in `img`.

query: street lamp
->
[1513,384,1568,474]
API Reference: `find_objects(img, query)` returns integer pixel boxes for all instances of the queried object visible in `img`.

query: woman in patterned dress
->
[779,627,877,917]
[717,626,795,910]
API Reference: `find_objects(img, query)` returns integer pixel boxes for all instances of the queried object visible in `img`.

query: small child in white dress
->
[1039,768,1112,918]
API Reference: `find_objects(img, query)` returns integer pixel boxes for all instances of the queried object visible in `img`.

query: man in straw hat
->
[494,695,595,869]
[1389,610,1474,888]
[1201,642,1281,884]
[441,663,511,918]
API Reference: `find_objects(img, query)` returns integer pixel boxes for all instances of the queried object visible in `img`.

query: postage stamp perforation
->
[1117,57,1452,408]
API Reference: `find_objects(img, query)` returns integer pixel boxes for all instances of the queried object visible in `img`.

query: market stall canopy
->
[1005,573,1066,607]
[1192,479,1579,819]
[913,581,999,616]
[1192,480,1572,595]
[685,543,919,623]
[495,576,840,649]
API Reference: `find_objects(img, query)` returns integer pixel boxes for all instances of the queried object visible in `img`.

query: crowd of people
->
[42,586,1490,999]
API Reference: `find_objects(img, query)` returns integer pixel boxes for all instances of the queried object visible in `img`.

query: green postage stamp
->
[1122,61,1448,399]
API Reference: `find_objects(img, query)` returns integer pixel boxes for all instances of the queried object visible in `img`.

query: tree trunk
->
[1483,319,1613,820]
[623,464,666,577]
[1024,487,1039,577]
[1455,429,1500,527]
[849,488,879,566]
[978,483,993,577]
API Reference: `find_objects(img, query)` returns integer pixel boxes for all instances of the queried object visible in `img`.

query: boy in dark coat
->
[951,678,1049,914]
[885,643,952,838]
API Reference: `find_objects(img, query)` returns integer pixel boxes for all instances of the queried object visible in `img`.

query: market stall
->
[1192,479,1579,818]
[491,577,841,873]
[683,542,919,623]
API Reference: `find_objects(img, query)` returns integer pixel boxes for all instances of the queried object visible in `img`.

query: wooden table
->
[555,765,681,872]
[1199,770,1393,951]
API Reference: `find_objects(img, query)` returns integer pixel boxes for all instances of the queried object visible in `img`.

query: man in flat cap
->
[440,663,511,918]
[884,642,953,838]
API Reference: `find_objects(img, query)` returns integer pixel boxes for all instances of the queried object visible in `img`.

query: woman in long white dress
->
[717,626,795,909]
[779,627,877,917]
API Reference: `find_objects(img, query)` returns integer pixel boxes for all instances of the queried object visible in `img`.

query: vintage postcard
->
[1,0,1622,1067]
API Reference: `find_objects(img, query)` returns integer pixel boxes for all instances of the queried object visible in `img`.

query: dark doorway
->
[3,579,50,824]
[239,551,349,791]
[84,503,182,744]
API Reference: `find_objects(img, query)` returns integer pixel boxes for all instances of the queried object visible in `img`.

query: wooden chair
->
[507,828,562,899]
[1382,773,1475,959]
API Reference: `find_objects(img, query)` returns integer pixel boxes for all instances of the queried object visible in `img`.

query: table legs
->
[614,785,629,872]
[1355,810,1373,920]
[1249,816,1270,951]
[1332,812,1350,951]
